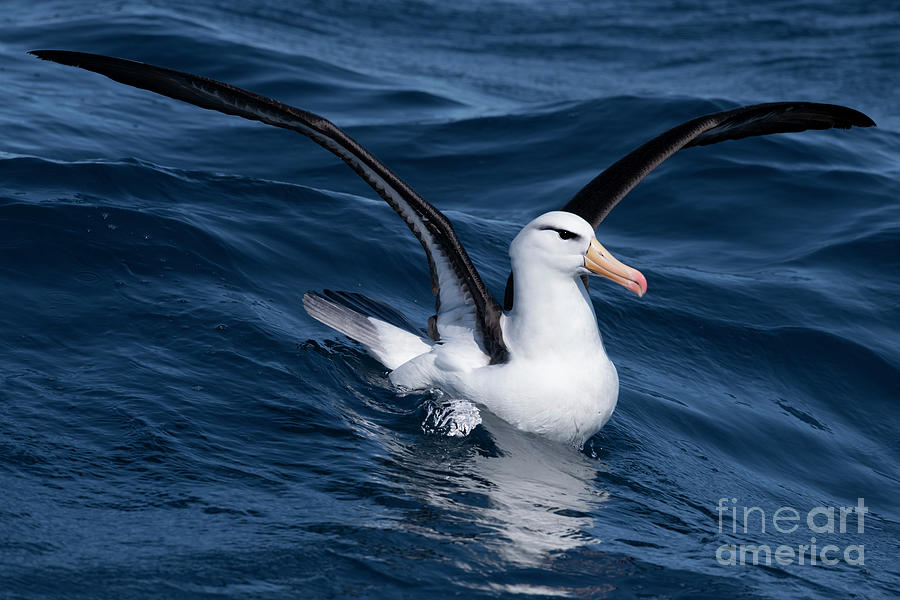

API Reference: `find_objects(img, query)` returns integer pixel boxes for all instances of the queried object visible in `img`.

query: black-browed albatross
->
[30,51,875,446]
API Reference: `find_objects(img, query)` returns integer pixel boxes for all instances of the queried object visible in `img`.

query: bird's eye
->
[557,229,578,240]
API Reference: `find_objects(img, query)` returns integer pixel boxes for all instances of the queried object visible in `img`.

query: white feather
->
[384,212,620,447]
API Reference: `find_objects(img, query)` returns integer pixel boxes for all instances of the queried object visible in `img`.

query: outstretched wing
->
[563,102,875,228]
[504,101,874,310]
[31,50,508,363]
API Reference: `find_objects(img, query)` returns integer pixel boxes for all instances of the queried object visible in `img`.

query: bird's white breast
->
[389,331,619,447]
[470,351,619,446]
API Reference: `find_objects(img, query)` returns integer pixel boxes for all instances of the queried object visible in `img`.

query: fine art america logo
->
[715,498,866,566]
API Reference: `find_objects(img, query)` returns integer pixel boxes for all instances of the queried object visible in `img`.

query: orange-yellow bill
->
[584,238,647,297]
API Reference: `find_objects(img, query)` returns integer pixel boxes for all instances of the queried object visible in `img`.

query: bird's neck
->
[502,269,603,360]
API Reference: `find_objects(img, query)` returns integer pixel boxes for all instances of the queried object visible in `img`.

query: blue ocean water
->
[2,1,899,598]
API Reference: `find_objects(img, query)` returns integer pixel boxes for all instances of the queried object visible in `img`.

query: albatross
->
[30,50,875,446]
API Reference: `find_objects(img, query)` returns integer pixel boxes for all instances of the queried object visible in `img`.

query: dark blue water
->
[2,1,899,598]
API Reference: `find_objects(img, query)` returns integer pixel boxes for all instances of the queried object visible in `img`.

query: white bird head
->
[510,211,646,296]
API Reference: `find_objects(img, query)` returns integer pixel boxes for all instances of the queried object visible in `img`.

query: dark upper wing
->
[504,102,874,310]
[562,102,875,228]
[31,50,508,362]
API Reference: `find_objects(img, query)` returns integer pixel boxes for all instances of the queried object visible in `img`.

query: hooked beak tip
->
[622,270,646,297]
[632,270,647,298]
[584,237,647,298]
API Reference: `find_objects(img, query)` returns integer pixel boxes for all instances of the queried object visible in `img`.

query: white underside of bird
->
[388,317,619,447]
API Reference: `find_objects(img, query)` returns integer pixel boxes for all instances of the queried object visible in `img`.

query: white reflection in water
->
[419,405,608,566]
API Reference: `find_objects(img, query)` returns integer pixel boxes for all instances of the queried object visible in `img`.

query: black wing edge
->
[30,49,509,363]
[504,101,874,310]
[562,101,875,229]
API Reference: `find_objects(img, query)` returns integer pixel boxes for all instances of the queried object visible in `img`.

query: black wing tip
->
[683,101,876,150]
[850,110,876,128]
[754,101,875,128]
[29,50,137,75]
[825,103,876,128]
[29,49,90,64]
[793,102,876,129]
[30,49,150,70]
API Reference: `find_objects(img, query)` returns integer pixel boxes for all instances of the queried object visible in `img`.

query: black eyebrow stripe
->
[538,226,581,235]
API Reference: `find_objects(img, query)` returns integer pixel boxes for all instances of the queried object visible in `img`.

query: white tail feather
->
[303,291,432,370]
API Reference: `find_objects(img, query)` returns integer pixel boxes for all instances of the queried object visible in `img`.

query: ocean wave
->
[3,2,899,597]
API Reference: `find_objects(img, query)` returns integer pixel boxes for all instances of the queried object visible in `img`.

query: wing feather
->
[562,102,875,228]
[31,50,508,362]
